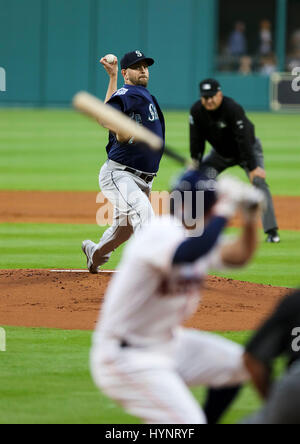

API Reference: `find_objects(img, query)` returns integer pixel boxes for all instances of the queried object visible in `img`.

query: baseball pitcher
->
[90,171,265,424]
[82,50,165,273]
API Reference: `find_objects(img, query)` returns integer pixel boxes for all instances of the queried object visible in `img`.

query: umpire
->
[243,290,300,424]
[190,79,280,243]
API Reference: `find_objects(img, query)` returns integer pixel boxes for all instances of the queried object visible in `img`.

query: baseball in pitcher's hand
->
[100,57,118,78]
[249,167,266,182]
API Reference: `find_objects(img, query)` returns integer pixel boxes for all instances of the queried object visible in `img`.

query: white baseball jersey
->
[91,215,249,424]
[93,216,225,348]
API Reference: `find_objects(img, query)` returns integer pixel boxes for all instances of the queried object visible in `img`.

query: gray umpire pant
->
[92,160,154,267]
[198,139,278,233]
[243,361,300,424]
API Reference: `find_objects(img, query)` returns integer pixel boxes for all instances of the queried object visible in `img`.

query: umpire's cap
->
[121,50,155,70]
[171,170,218,219]
[200,79,222,97]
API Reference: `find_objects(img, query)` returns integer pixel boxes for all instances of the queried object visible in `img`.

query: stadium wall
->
[0,0,271,110]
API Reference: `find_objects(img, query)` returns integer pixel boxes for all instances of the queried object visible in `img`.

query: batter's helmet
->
[170,170,217,220]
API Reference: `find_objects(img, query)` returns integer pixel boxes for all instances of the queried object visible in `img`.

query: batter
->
[90,171,265,424]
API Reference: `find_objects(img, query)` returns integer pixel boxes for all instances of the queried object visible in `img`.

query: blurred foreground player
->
[243,290,300,424]
[190,78,280,243]
[90,171,265,424]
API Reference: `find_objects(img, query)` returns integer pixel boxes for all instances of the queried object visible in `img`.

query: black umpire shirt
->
[190,96,258,172]
[246,290,300,368]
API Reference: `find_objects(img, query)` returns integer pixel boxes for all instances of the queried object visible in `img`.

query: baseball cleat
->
[266,230,280,244]
[82,240,99,274]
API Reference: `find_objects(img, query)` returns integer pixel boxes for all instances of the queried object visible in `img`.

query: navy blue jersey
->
[106,85,165,174]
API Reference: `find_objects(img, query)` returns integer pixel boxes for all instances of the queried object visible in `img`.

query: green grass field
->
[1,327,287,425]
[1,223,300,287]
[0,109,299,424]
[0,327,261,425]
[0,109,299,194]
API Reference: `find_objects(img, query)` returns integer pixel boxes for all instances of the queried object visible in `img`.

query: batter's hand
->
[215,176,265,219]
[249,167,266,183]
[215,176,247,218]
[100,56,118,78]
[240,186,266,222]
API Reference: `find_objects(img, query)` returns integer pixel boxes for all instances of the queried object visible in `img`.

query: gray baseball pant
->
[243,361,300,424]
[92,160,154,267]
[198,139,278,233]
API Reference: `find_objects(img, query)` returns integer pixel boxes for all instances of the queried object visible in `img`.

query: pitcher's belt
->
[123,166,156,184]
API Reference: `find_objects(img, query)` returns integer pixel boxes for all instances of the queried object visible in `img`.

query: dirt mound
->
[0,270,289,332]
[0,191,299,230]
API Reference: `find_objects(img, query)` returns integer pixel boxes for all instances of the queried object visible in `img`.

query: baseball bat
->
[73,91,163,151]
[164,146,188,166]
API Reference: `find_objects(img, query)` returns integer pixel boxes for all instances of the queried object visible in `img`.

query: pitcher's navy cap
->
[121,50,155,70]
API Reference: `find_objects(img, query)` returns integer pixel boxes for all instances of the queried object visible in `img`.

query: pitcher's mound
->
[0,270,289,331]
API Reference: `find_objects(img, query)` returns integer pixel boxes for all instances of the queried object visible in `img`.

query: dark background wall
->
[0,0,284,109]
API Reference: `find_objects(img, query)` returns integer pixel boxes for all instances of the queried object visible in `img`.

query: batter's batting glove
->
[214,176,249,219]
[240,186,267,222]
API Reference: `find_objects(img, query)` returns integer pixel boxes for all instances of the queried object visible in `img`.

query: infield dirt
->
[0,191,300,230]
[0,190,296,332]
